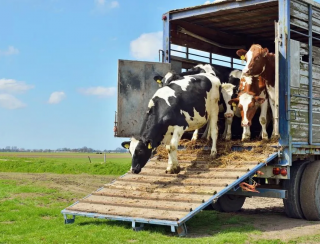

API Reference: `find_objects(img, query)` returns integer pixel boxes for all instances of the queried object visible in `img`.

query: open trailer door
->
[116,60,172,138]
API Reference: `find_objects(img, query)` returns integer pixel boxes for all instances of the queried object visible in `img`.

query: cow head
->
[221,83,237,118]
[228,93,265,127]
[237,45,269,77]
[153,71,181,87]
[121,137,153,174]
[190,64,216,76]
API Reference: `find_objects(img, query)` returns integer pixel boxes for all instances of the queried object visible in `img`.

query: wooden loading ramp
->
[61,151,278,236]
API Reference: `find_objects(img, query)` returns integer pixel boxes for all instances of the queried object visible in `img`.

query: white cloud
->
[0,46,19,56]
[0,94,26,110]
[48,91,66,104]
[110,1,119,8]
[130,31,162,60]
[204,1,211,4]
[78,86,116,98]
[0,79,34,94]
[94,0,119,13]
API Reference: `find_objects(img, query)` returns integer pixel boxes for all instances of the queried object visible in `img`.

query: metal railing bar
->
[292,94,320,101]
[291,29,310,38]
[308,4,313,145]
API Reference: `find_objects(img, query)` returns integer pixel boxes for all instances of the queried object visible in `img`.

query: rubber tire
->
[300,160,320,221]
[283,160,309,219]
[215,194,246,212]
[204,200,224,211]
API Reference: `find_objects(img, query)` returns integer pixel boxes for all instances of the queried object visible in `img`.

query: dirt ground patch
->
[1,172,320,242]
[0,172,115,196]
[241,197,320,241]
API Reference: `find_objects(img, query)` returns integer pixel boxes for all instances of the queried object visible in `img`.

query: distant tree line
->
[0,146,127,153]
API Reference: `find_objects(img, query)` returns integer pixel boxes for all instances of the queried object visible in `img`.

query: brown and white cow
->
[228,75,268,141]
[236,44,278,139]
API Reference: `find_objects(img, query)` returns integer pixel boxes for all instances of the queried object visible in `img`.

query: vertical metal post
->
[163,13,171,63]
[278,0,290,146]
[210,52,212,65]
[278,0,291,166]
[186,47,189,60]
[231,57,233,69]
[308,4,313,145]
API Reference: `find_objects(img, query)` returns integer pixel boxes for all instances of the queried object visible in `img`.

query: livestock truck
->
[62,0,320,236]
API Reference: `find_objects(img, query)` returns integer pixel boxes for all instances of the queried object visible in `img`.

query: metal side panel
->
[117,60,171,137]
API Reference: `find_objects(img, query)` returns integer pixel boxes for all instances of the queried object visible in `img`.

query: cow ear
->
[154,75,163,85]
[262,48,269,57]
[236,49,247,59]
[121,141,131,149]
[228,98,239,105]
[254,97,265,104]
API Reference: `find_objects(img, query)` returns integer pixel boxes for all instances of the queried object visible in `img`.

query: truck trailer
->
[62,0,320,236]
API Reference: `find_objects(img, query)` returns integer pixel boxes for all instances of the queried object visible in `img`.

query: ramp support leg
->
[177,223,187,237]
[132,221,144,231]
[171,225,175,233]
[64,214,75,224]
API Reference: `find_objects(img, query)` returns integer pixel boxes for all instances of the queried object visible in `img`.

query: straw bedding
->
[155,138,279,168]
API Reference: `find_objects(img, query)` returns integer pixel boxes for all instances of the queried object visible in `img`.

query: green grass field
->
[1,152,320,243]
[0,152,131,175]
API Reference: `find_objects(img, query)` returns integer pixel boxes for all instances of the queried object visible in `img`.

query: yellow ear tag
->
[241,55,245,64]
[148,143,152,149]
[157,80,162,84]
[124,144,129,149]
[232,103,237,112]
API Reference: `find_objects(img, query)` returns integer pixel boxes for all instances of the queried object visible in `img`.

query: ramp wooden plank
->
[139,169,241,179]
[140,167,251,174]
[80,195,200,212]
[116,174,235,186]
[93,188,210,203]
[67,203,188,221]
[108,181,226,195]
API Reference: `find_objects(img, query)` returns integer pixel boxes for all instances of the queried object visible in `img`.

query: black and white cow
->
[154,64,242,140]
[122,71,220,174]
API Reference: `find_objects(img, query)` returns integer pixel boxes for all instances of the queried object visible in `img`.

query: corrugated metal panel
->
[169,0,278,57]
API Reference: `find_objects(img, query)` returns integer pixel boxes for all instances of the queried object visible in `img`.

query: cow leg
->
[191,129,198,141]
[209,104,219,157]
[260,101,269,141]
[201,123,210,139]
[166,126,184,174]
[242,126,251,141]
[269,97,279,139]
[222,117,233,140]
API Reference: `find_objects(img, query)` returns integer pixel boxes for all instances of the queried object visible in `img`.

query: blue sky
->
[0,0,212,150]
[2,0,319,150]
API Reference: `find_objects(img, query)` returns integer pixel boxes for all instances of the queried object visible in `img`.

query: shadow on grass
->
[75,210,252,238]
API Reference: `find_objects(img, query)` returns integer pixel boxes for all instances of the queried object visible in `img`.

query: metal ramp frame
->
[61,152,278,236]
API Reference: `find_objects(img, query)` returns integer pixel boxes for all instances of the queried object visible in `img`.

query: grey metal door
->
[116,60,171,137]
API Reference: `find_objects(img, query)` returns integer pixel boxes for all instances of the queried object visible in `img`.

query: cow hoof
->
[165,166,181,174]
[210,151,217,159]
[225,134,231,140]
[241,138,250,142]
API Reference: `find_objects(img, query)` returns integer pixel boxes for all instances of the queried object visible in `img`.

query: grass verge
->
[0,157,131,175]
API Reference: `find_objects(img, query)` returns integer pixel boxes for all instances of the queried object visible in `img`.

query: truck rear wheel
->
[214,194,246,212]
[283,160,309,219]
[300,160,320,221]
